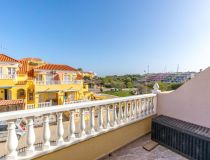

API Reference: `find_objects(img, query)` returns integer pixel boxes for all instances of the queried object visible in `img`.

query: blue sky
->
[0,0,210,76]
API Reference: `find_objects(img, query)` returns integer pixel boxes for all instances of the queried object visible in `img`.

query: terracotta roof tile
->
[35,64,77,72]
[17,60,35,78]
[17,60,28,74]
[0,53,19,63]
[77,73,83,80]
[0,99,24,106]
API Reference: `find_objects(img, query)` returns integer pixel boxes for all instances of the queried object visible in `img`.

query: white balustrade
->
[124,102,129,122]
[119,103,123,124]
[0,93,157,159]
[80,109,86,137]
[98,106,104,131]
[6,121,18,159]
[27,104,35,109]
[135,100,139,118]
[113,104,118,127]
[69,111,76,141]
[42,115,51,150]
[57,113,64,145]
[26,118,35,155]
[106,105,111,129]
[0,74,16,80]
[90,107,96,134]
[35,80,82,85]
[38,102,52,108]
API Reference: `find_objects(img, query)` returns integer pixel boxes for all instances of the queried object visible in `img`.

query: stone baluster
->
[42,115,51,150]
[106,105,111,129]
[135,99,138,118]
[98,106,104,131]
[113,104,118,127]
[80,108,86,137]
[118,103,123,124]
[90,107,96,134]
[148,98,152,114]
[124,102,129,121]
[121,103,124,123]
[141,99,145,116]
[57,112,64,145]
[69,110,76,141]
[138,99,142,117]
[144,98,148,115]
[151,97,155,113]
[131,101,135,119]
[128,102,131,119]
[6,121,18,159]
[26,118,36,155]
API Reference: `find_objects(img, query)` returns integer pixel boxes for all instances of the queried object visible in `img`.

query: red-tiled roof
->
[0,99,24,106]
[77,73,83,80]
[35,64,77,71]
[0,53,19,63]
[17,60,28,74]
[17,60,35,77]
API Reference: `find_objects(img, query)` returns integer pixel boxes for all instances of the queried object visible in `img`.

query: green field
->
[103,90,133,97]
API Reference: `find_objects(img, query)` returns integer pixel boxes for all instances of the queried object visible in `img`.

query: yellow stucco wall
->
[34,116,152,160]
[0,61,91,107]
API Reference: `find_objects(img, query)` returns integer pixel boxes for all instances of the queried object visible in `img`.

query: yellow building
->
[0,53,91,111]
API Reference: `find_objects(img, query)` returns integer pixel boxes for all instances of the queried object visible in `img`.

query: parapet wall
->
[157,67,210,128]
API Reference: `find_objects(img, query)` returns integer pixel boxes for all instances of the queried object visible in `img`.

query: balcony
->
[0,74,16,80]
[0,67,210,160]
[0,93,157,160]
[35,80,82,85]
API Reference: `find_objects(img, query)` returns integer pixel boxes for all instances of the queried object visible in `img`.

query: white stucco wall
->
[157,67,210,128]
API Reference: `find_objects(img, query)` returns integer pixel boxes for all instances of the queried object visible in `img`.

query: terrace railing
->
[0,93,157,160]
[0,74,17,80]
[38,102,52,108]
[64,99,90,105]
[35,80,82,85]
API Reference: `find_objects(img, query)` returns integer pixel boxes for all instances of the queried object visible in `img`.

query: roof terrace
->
[0,67,210,160]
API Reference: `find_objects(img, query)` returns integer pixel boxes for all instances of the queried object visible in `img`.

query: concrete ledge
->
[34,116,153,160]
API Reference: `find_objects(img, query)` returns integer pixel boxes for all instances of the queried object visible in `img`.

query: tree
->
[126,82,133,88]
[77,68,83,71]
[136,84,148,94]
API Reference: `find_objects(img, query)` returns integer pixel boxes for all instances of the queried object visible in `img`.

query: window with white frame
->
[63,75,70,81]
[36,74,43,81]
[8,67,16,75]
[0,67,2,75]
[46,74,53,82]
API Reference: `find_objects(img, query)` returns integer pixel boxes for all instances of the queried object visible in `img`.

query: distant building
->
[0,53,92,111]
[140,72,196,84]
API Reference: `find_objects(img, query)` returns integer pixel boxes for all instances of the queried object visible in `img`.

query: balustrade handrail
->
[0,94,156,121]
[0,74,17,79]
[35,80,82,85]
[0,93,158,160]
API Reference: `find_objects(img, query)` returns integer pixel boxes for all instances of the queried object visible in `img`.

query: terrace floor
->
[100,134,187,160]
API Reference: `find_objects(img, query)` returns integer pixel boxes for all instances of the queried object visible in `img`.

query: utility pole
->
[177,64,179,73]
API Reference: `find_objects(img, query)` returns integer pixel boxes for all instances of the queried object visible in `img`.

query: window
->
[46,74,53,82]
[28,93,34,101]
[64,75,70,81]
[36,74,43,81]
[0,67,2,75]
[8,68,16,75]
